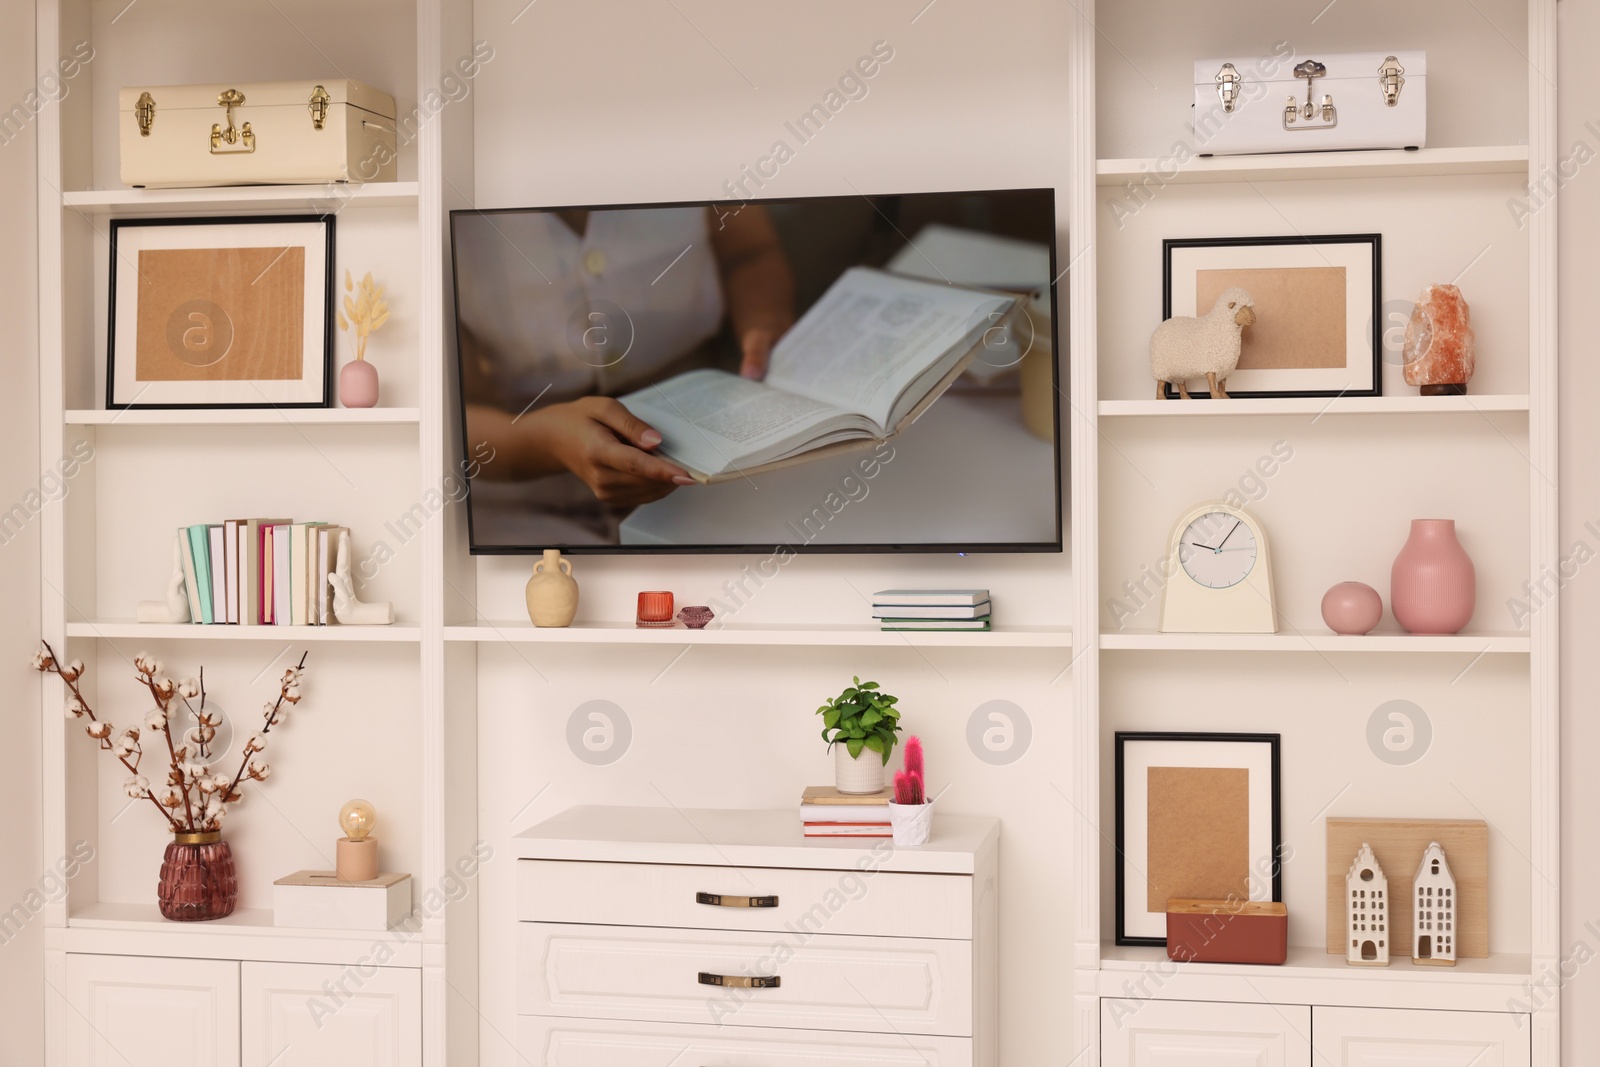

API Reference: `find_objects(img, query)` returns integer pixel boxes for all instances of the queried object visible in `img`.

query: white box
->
[119,79,397,189]
[1194,51,1425,156]
[273,870,412,931]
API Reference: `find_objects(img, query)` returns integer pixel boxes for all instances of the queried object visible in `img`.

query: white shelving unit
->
[35,1,475,1065]
[1072,2,1559,1064]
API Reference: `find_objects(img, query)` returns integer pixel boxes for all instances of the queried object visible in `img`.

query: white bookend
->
[272,870,412,930]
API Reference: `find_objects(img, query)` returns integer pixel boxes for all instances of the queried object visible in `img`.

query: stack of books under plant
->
[798,784,892,838]
[871,588,992,632]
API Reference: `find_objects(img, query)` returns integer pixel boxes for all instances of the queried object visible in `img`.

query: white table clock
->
[1159,501,1277,634]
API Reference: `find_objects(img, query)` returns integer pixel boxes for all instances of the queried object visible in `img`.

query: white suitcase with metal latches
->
[1193,51,1425,156]
[119,79,397,188]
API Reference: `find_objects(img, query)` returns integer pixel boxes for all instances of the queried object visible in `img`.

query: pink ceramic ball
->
[1321,582,1384,636]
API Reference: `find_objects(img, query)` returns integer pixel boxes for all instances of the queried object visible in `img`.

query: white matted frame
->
[107,214,334,409]
[1162,233,1381,399]
[1114,731,1282,945]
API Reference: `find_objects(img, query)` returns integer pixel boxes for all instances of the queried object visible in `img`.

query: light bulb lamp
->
[336,798,379,882]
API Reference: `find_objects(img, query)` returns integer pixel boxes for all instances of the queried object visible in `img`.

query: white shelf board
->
[1101,629,1529,653]
[1098,395,1530,418]
[1098,942,1532,1013]
[67,620,421,643]
[1095,145,1529,186]
[60,181,420,216]
[445,620,1070,648]
[66,407,421,426]
[61,902,423,967]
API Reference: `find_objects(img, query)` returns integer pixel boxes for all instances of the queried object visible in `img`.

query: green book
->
[186,524,214,624]
[880,616,992,632]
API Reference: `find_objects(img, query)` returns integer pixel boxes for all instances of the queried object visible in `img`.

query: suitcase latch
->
[309,85,331,130]
[210,88,256,155]
[1378,55,1405,107]
[1215,63,1241,114]
[1284,60,1337,131]
[134,92,155,137]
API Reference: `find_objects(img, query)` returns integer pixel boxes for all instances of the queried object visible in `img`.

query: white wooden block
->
[273,871,411,931]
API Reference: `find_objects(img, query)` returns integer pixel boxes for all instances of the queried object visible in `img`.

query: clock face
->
[1176,512,1258,590]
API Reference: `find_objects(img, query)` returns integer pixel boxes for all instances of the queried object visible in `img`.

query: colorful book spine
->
[187,525,213,625]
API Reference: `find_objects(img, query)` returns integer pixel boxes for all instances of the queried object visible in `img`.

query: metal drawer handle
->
[696,892,778,908]
[698,972,780,989]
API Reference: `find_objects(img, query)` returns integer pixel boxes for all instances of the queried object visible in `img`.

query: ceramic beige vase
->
[526,549,578,627]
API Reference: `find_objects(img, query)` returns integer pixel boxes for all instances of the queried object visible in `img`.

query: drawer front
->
[517,859,972,939]
[518,922,972,1036]
[1102,998,1311,1067]
[518,1014,974,1066]
[1312,1006,1530,1067]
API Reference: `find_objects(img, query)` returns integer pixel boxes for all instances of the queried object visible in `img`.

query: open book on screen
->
[619,267,1022,483]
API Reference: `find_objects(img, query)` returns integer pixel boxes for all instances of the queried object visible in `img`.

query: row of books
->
[871,588,992,632]
[176,520,350,626]
[800,785,892,838]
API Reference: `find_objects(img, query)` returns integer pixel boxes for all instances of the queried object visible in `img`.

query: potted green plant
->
[816,676,903,794]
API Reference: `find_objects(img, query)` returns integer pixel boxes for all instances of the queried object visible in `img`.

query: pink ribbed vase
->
[1390,519,1475,635]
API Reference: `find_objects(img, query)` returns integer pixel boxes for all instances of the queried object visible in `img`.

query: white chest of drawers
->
[514,805,999,1066]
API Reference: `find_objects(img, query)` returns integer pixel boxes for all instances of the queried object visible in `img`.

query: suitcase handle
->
[211,89,257,155]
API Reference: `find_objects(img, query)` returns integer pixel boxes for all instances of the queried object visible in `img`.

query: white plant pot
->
[887,800,934,847]
[833,744,886,794]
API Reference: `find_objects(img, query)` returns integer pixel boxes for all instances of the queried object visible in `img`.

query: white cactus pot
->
[833,743,886,794]
[887,800,934,847]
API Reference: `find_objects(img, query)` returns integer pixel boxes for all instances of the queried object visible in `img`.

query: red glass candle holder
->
[637,591,674,628]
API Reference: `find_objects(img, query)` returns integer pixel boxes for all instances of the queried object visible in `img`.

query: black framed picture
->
[1115,731,1283,946]
[1161,233,1381,399]
[107,214,335,409]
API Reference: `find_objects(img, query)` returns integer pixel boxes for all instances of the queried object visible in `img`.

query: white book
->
[799,804,896,822]
[620,268,1020,482]
[872,601,992,620]
[223,519,240,623]
[872,588,990,606]
[206,525,226,625]
[802,824,892,837]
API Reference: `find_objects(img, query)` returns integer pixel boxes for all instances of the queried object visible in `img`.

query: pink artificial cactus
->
[894,736,926,805]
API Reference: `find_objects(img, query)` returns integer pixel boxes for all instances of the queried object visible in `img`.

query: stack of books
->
[175,520,350,626]
[799,785,893,838]
[872,589,992,632]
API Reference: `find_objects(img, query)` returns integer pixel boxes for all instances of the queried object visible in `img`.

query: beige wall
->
[0,0,45,1063]
[1560,0,1600,1056]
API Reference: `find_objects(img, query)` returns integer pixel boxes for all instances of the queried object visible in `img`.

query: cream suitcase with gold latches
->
[1194,51,1425,155]
[119,79,397,188]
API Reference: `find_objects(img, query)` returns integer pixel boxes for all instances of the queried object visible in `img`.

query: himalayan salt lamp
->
[1403,284,1476,395]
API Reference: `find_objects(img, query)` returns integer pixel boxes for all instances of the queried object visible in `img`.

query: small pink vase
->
[339,359,379,408]
[1321,582,1383,635]
[1390,520,1475,634]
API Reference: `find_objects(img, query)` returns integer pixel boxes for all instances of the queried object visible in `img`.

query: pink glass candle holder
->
[677,605,714,629]
[637,591,674,628]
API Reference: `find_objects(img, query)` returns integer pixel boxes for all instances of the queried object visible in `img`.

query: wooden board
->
[1324,817,1488,958]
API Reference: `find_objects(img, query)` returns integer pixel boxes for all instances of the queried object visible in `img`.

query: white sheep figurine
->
[1150,287,1257,399]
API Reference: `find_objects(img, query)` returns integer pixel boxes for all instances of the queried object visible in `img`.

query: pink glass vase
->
[1390,519,1475,635]
[157,831,238,921]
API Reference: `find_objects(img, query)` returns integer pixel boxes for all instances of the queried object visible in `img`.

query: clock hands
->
[1217,520,1243,550]
[1187,521,1245,555]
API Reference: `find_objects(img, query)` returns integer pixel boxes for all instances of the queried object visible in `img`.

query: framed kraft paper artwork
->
[1161,233,1382,399]
[107,215,334,409]
[1115,731,1283,946]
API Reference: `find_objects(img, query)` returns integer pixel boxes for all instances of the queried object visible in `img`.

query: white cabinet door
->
[1313,1007,1531,1067]
[240,962,421,1067]
[1102,998,1311,1067]
[65,953,240,1067]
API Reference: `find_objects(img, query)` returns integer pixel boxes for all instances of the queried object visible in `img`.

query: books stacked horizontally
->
[800,785,892,838]
[176,520,352,626]
[872,589,992,632]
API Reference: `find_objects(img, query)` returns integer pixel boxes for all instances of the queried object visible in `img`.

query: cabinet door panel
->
[1312,1007,1530,1067]
[241,962,421,1067]
[1101,998,1310,1067]
[65,953,240,1067]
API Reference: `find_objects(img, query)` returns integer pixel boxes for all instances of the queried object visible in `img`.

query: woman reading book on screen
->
[456,204,795,541]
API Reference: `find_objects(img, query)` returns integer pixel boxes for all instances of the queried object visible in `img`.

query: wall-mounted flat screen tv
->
[450,187,1062,553]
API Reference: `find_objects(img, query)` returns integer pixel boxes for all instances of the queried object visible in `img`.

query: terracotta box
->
[1165,899,1288,965]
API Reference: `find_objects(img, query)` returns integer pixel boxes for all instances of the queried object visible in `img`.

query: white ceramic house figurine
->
[1149,286,1257,399]
[1412,841,1458,966]
[135,531,191,623]
[1346,842,1390,966]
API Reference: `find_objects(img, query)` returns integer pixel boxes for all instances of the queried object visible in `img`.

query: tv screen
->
[450,187,1062,554]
